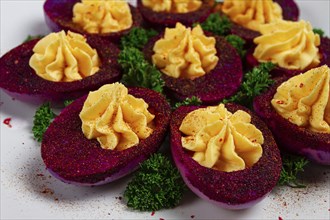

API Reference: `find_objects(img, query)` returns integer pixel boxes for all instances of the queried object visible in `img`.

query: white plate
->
[1,1,329,219]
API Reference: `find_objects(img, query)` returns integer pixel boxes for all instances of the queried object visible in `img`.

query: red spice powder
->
[276,100,284,104]
[3,118,12,128]
[41,188,54,195]
[299,83,304,88]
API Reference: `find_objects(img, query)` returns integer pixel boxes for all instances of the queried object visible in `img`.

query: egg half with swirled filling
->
[41,83,171,185]
[137,0,213,28]
[215,0,299,44]
[254,65,330,165]
[246,19,330,78]
[0,30,121,102]
[170,103,281,209]
[43,0,143,42]
[144,22,243,104]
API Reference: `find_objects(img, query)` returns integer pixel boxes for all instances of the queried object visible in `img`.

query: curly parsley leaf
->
[278,154,309,188]
[118,47,164,93]
[225,34,246,57]
[124,153,187,211]
[313,28,324,37]
[197,13,232,36]
[23,34,44,43]
[120,27,158,50]
[223,62,275,108]
[63,100,74,107]
[174,96,202,109]
[32,102,56,142]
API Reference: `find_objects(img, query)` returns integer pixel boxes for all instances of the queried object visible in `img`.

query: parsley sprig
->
[63,99,74,107]
[120,27,158,50]
[313,28,324,37]
[197,13,232,36]
[225,34,246,58]
[223,62,275,108]
[118,28,165,93]
[32,102,56,142]
[32,99,75,142]
[23,34,44,43]
[174,96,202,109]
[278,154,309,188]
[118,47,164,93]
[124,153,187,211]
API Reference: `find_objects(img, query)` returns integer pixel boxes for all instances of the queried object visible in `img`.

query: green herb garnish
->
[63,100,74,107]
[197,13,232,36]
[313,28,324,37]
[32,102,56,142]
[223,62,275,108]
[225,34,246,57]
[278,154,309,188]
[174,96,202,109]
[118,47,164,93]
[23,34,44,43]
[124,153,187,211]
[120,27,158,50]
[118,27,165,93]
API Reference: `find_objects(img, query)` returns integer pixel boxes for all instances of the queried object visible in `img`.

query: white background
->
[1,0,330,219]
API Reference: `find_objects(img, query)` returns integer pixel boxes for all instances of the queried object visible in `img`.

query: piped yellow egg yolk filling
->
[222,0,283,31]
[142,0,202,13]
[179,104,263,172]
[152,22,219,79]
[72,0,133,34]
[79,83,155,150]
[272,65,330,134]
[29,31,100,82]
[253,20,321,70]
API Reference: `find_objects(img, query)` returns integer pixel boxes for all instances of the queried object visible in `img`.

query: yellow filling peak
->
[142,0,202,13]
[72,0,133,34]
[253,20,321,70]
[272,65,330,134]
[222,0,283,31]
[29,31,100,82]
[152,23,219,79]
[79,83,155,150]
[180,104,263,172]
